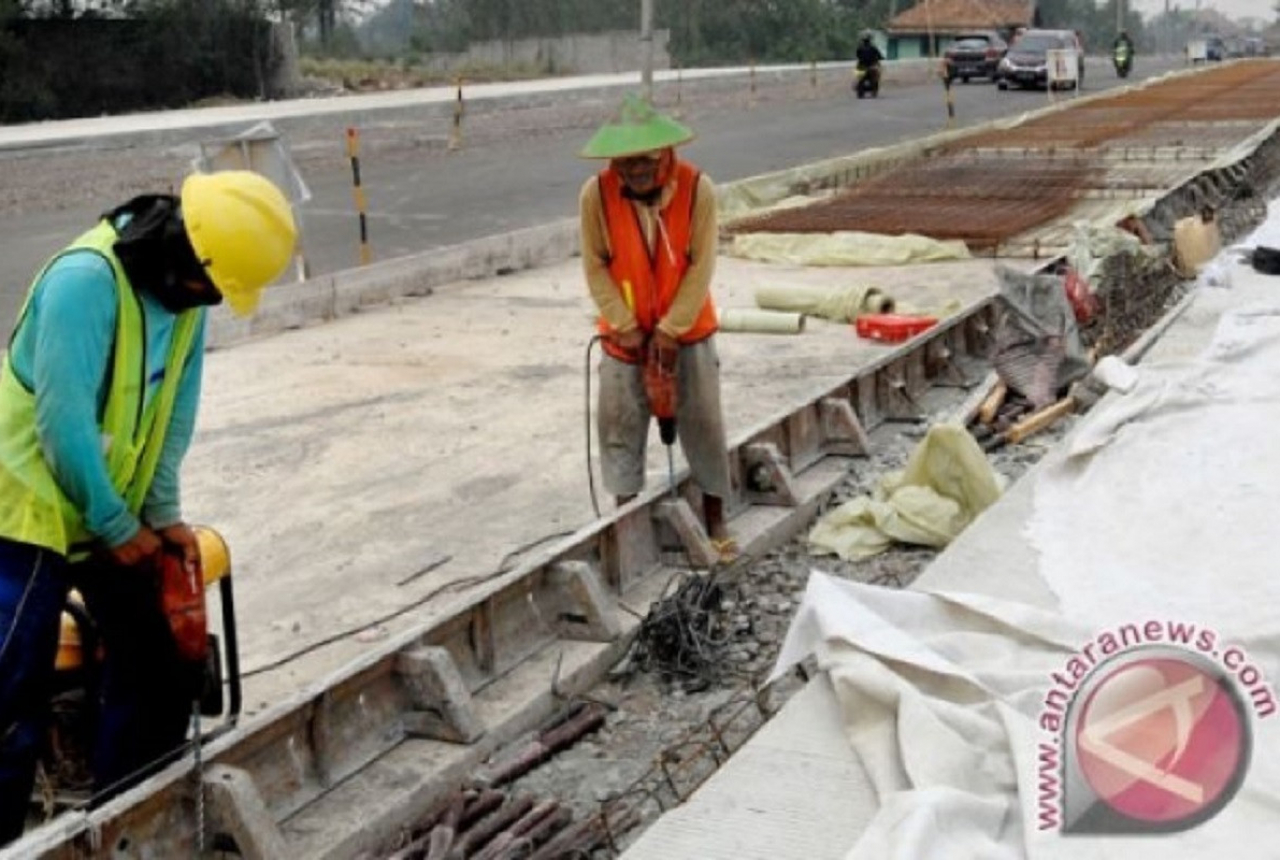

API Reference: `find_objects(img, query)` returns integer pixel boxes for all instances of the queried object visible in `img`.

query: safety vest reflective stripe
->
[0,221,200,555]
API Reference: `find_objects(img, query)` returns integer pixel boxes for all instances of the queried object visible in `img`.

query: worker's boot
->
[702,494,736,559]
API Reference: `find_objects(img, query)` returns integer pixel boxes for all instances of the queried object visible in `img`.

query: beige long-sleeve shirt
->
[579,168,718,339]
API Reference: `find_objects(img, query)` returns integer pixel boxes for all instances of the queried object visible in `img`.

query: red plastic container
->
[854,313,938,343]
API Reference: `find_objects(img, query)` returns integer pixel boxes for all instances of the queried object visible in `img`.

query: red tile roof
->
[886,0,1033,33]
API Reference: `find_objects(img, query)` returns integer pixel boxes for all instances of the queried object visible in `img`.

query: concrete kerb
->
[205,219,582,348]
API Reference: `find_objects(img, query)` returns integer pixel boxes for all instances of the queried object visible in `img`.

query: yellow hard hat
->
[180,171,298,316]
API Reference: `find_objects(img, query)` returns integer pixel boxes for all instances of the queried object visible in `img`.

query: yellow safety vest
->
[0,221,200,557]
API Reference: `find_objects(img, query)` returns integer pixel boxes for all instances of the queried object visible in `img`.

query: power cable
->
[584,335,604,518]
[238,533,570,680]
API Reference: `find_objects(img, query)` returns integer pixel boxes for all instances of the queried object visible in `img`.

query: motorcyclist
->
[854,34,884,96]
[1113,29,1135,75]
[856,33,884,71]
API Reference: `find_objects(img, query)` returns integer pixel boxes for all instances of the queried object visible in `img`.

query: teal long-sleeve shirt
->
[7,249,206,548]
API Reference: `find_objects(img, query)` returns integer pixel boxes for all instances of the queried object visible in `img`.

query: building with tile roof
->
[884,0,1037,59]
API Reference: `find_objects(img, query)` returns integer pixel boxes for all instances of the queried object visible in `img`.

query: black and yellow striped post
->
[448,76,464,152]
[345,127,371,266]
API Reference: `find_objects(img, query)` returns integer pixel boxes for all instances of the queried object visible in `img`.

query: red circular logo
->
[1075,656,1247,825]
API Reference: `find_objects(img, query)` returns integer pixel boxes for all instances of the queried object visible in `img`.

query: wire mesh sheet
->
[958,61,1280,150]
[1106,121,1270,150]
[724,60,1280,255]
[728,155,1099,252]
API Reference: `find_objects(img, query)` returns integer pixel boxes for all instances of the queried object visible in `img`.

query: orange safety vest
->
[597,160,719,363]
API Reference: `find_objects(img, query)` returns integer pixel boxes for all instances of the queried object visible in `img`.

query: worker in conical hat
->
[579,94,735,557]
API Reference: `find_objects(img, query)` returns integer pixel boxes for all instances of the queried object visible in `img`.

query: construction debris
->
[991,264,1092,409]
[981,395,1078,452]
[476,703,608,788]
[375,790,588,860]
[619,573,736,692]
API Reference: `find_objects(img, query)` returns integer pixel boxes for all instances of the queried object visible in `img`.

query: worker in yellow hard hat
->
[578,94,736,557]
[0,170,296,844]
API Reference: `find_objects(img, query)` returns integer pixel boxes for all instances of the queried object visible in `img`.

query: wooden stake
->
[1001,397,1076,446]
[977,381,1008,426]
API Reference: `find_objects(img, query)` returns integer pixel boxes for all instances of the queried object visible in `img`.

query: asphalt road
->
[0,56,1182,338]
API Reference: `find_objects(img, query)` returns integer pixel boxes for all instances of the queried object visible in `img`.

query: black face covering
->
[620,184,664,205]
[108,195,223,314]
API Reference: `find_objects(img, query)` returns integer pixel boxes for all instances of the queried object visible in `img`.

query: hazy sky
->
[1129,0,1275,23]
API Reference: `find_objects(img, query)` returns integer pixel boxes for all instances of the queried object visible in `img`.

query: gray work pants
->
[597,336,732,500]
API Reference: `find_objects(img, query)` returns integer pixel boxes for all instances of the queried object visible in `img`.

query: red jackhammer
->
[643,337,679,495]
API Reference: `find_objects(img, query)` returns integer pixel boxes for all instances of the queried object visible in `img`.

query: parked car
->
[997,29,1086,91]
[1206,34,1226,61]
[943,31,1008,83]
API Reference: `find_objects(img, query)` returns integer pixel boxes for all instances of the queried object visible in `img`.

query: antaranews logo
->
[1035,621,1276,835]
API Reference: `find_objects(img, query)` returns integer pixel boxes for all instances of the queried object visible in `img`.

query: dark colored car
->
[943,31,1008,83]
[1206,35,1226,61]
[997,29,1086,91]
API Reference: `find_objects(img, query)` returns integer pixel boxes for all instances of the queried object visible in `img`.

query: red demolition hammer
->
[643,338,678,494]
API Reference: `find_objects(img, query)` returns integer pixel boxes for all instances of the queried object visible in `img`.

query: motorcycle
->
[854,63,881,99]
[1113,44,1133,78]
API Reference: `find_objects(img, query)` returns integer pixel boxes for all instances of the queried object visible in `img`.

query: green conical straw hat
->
[579,94,695,159]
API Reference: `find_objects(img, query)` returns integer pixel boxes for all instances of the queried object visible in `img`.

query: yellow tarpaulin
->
[730,231,972,267]
[808,423,1003,560]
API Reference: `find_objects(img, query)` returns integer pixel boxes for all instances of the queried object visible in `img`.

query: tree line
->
[0,0,284,122]
[365,0,897,66]
[356,0,1173,65]
[7,0,1248,124]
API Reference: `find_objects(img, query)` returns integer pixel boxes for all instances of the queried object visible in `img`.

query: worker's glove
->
[107,525,162,568]
[651,330,679,375]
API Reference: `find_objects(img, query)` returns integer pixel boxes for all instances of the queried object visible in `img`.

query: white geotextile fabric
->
[772,572,1280,860]
[1033,302,1280,639]
[770,207,1280,858]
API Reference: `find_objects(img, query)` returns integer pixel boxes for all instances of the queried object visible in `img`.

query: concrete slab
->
[188,251,1003,715]
[618,250,1279,860]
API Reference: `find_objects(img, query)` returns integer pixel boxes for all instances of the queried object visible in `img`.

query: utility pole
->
[641,0,654,101]
[1116,0,1124,31]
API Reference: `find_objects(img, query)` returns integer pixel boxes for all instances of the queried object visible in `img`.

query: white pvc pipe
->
[719,308,808,334]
